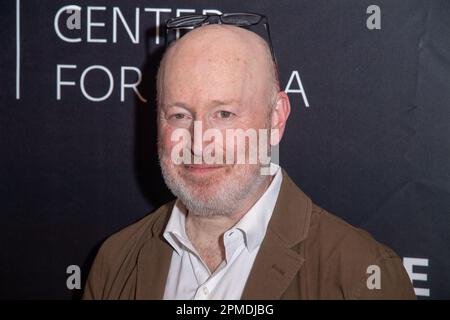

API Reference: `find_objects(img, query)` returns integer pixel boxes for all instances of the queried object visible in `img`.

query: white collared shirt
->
[162,163,283,300]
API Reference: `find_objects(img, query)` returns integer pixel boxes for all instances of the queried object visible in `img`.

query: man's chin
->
[178,182,222,199]
[177,189,229,216]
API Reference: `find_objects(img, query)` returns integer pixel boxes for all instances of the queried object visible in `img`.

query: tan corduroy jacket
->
[83,170,416,300]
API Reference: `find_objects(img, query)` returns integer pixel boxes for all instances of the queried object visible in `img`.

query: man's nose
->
[190,117,213,158]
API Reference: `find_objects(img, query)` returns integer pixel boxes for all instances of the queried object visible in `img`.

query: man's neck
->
[185,174,273,268]
[184,174,273,272]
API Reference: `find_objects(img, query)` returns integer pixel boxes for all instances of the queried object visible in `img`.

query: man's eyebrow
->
[163,102,190,109]
[163,100,239,109]
[210,99,239,107]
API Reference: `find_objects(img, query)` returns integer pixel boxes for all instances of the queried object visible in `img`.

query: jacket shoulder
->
[83,200,175,299]
[309,204,392,257]
[100,200,175,258]
[304,204,415,299]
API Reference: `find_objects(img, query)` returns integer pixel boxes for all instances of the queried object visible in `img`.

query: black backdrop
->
[1,0,449,299]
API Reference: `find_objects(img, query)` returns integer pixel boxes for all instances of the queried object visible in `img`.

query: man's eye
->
[217,111,234,119]
[171,113,186,120]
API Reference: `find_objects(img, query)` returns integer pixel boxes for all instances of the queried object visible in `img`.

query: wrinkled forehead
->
[160,25,273,105]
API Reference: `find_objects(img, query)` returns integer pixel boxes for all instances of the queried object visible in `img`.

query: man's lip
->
[184,164,224,171]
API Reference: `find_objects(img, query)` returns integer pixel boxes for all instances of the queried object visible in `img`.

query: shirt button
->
[202,287,209,295]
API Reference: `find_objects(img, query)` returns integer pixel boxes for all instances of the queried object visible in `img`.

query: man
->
[83,19,415,299]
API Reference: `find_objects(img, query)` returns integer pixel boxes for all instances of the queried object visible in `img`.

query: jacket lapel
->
[241,169,312,299]
[135,202,174,299]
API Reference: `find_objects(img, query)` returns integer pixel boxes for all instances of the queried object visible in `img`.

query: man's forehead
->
[162,71,250,106]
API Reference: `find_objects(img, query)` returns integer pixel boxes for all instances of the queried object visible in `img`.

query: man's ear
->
[270,91,291,145]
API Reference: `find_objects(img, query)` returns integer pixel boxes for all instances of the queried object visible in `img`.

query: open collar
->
[135,168,312,299]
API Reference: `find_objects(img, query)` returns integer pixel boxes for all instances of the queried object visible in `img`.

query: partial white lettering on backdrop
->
[52,5,310,106]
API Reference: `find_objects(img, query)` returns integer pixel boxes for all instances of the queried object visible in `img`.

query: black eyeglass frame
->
[164,12,278,67]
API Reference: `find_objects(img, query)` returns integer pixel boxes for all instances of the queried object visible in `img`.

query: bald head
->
[156,24,278,112]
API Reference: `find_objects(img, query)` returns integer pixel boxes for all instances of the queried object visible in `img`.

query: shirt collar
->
[163,199,192,256]
[163,163,283,254]
[233,163,282,251]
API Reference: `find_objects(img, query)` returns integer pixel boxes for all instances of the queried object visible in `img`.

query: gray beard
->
[159,154,267,217]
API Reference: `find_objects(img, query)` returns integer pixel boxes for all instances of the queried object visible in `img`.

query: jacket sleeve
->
[351,250,417,300]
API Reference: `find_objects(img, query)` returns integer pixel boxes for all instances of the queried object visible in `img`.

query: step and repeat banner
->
[1,0,449,299]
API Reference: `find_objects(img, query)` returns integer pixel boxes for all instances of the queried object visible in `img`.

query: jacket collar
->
[241,169,312,299]
[265,168,312,247]
[135,168,312,299]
